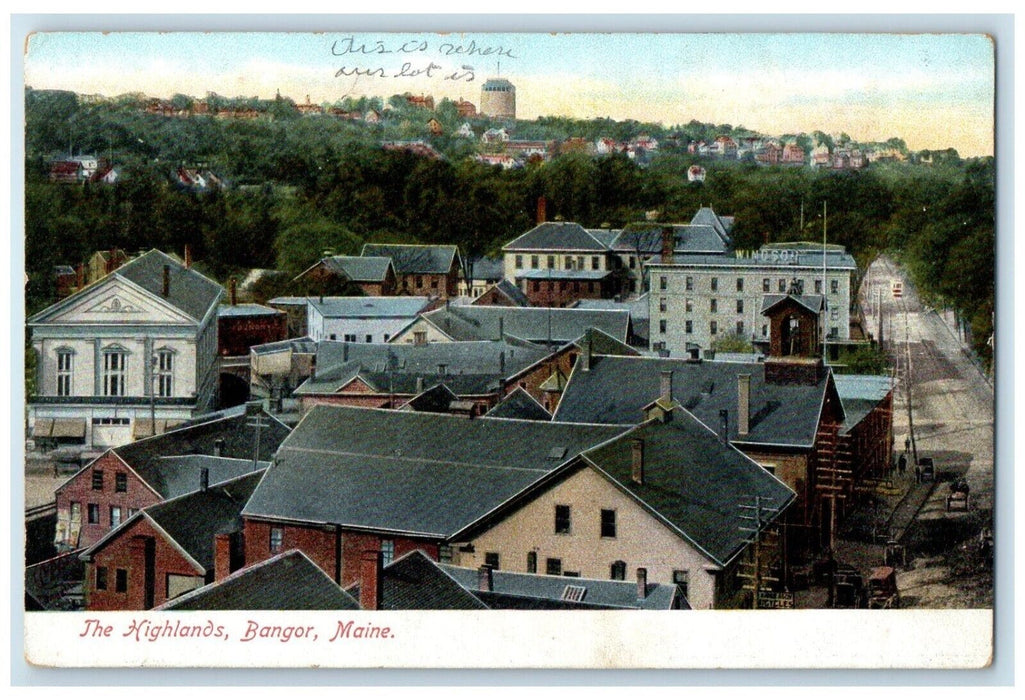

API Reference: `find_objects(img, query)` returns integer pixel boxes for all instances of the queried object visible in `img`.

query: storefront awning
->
[51,419,86,438]
[32,419,54,438]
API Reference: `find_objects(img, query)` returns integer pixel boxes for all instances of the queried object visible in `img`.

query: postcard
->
[17,25,998,672]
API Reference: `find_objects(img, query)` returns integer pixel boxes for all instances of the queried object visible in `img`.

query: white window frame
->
[155,348,174,398]
[56,348,74,396]
[102,347,128,397]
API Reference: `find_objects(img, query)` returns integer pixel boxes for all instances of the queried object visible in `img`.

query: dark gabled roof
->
[113,410,290,498]
[293,339,551,396]
[421,306,631,344]
[307,296,433,319]
[484,387,552,421]
[217,303,282,318]
[347,551,487,610]
[144,456,269,501]
[324,255,394,282]
[581,413,795,566]
[437,564,681,610]
[576,326,642,357]
[834,375,893,434]
[503,222,609,252]
[615,223,729,255]
[29,249,224,325]
[553,355,834,448]
[690,207,734,243]
[361,244,460,275]
[760,294,826,315]
[472,279,530,307]
[143,471,264,570]
[400,383,461,413]
[157,550,359,611]
[465,256,504,281]
[586,229,621,249]
[242,406,629,537]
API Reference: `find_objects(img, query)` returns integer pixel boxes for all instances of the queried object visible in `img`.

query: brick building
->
[361,244,462,299]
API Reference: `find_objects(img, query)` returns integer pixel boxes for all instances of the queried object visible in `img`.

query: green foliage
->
[832,344,891,375]
[711,333,754,354]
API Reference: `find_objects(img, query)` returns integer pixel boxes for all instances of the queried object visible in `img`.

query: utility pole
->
[245,401,269,471]
[904,301,918,465]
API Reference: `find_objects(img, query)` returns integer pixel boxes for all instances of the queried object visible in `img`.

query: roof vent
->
[561,585,587,602]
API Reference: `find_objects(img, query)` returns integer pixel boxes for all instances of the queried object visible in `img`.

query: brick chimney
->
[478,564,494,592]
[636,567,648,600]
[76,263,85,289]
[184,244,192,269]
[719,408,729,443]
[631,438,645,485]
[536,195,547,225]
[660,226,675,263]
[200,467,209,491]
[229,277,237,306]
[580,336,591,372]
[360,550,384,611]
[660,370,673,404]
[214,533,232,582]
[737,374,751,437]
[162,265,171,297]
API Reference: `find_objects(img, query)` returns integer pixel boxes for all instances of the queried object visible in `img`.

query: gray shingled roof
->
[217,303,282,318]
[553,355,837,448]
[242,406,629,537]
[615,223,729,255]
[572,293,650,320]
[472,279,530,307]
[516,268,612,280]
[347,550,487,610]
[484,387,552,421]
[361,244,459,275]
[587,229,621,249]
[422,306,631,344]
[29,249,224,325]
[466,256,504,281]
[144,456,270,501]
[324,255,393,282]
[158,550,360,611]
[690,207,734,243]
[582,413,795,566]
[503,222,609,252]
[760,294,826,315]
[437,563,681,610]
[308,296,432,318]
[834,374,893,434]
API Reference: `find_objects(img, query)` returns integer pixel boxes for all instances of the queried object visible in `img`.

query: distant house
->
[456,122,476,139]
[454,98,477,118]
[687,165,706,182]
[471,279,531,308]
[782,143,806,164]
[361,243,462,299]
[296,95,323,116]
[426,118,443,136]
[86,248,131,286]
[294,255,397,297]
[303,296,435,344]
[481,127,510,144]
[462,256,504,298]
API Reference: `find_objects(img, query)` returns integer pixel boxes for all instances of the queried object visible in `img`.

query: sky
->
[23,31,995,156]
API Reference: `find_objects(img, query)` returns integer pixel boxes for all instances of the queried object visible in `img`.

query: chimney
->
[719,408,729,443]
[76,264,85,289]
[580,336,592,372]
[229,277,237,306]
[660,370,673,403]
[636,568,648,600]
[360,550,384,611]
[416,376,424,393]
[200,467,209,491]
[184,244,192,269]
[214,533,232,582]
[499,351,506,375]
[661,226,675,263]
[631,438,645,485]
[498,316,505,341]
[536,195,547,225]
[737,374,751,437]
[213,438,225,457]
[438,363,447,376]
[478,565,494,592]
[162,264,171,297]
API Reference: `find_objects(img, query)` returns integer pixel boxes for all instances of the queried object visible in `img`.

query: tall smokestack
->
[229,277,237,306]
[360,550,384,611]
[738,374,751,437]
[184,244,192,269]
[536,196,547,225]
[162,265,171,298]
[631,438,645,485]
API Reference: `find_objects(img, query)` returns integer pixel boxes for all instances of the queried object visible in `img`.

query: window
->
[659,276,668,291]
[56,349,73,396]
[365,334,373,343]
[115,568,128,593]
[685,320,693,334]
[737,321,745,336]
[70,502,81,522]
[383,334,390,342]
[762,324,769,337]
[736,278,744,292]
[610,560,626,581]
[92,470,104,491]
[95,566,108,591]
[565,257,573,270]
[659,319,667,334]
[659,298,667,313]
[711,277,718,291]
[591,256,600,270]
[430,279,438,289]
[737,299,744,313]
[830,327,839,338]
[831,279,839,294]
[547,255,555,268]
[555,504,571,534]
[685,276,694,291]
[710,298,717,313]
[831,308,840,321]
[673,570,689,598]
[269,527,283,553]
[87,504,100,524]
[110,506,122,528]
[710,321,718,335]
[577,256,584,270]
[412,331,426,344]
[415,276,423,288]
[329,334,337,341]
[628,256,636,269]
[343,334,356,342]
[515,255,523,269]
[527,552,537,573]
[155,349,174,397]
[762,278,770,292]
[439,545,453,563]
[485,552,500,570]
[814,279,822,294]
[531,255,539,269]
[685,298,693,313]
[102,348,127,397]
[600,509,617,538]
[778,279,786,292]
[546,558,562,576]
[381,539,395,565]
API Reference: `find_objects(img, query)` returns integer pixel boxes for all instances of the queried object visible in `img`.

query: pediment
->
[31,277,195,326]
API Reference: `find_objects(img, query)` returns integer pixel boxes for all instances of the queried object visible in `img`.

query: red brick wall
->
[505,346,576,412]
[85,517,205,611]
[243,518,439,587]
[218,313,288,357]
[56,452,162,549]
[522,278,612,308]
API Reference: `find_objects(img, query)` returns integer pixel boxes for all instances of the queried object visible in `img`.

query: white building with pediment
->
[27,249,224,450]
